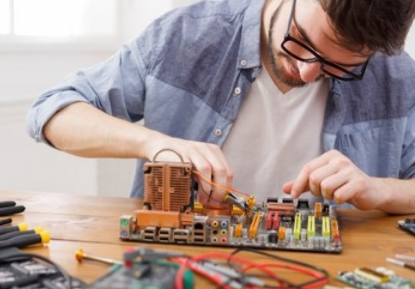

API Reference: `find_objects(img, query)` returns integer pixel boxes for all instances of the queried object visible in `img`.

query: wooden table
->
[2,190,415,287]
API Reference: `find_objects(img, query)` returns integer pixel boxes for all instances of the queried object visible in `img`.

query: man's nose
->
[297,61,322,82]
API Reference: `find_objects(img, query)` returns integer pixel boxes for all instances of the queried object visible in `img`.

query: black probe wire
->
[190,253,288,289]
[227,248,329,289]
[231,248,329,288]
[217,260,294,289]
[226,255,298,289]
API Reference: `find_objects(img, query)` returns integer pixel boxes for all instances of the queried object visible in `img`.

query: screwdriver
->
[0,226,43,241]
[0,201,17,208]
[0,218,12,226]
[75,249,122,265]
[0,223,28,235]
[0,231,50,249]
[0,201,25,216]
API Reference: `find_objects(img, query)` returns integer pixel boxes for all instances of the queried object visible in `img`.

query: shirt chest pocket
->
[335,125,399,178]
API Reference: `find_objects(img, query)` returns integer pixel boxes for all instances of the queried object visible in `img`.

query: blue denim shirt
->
[27,0,415,199]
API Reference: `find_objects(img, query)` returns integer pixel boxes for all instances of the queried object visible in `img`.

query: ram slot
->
[249,212,262,239]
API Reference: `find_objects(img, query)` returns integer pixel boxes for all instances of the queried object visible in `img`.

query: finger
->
[291,155,329,198]
[282,180,294,194]
[308,162,342,199]
[332,184,353,204]
[309,182,321,198]
[293,150,345,198]
[196,184,213,205]
[330,172,366,205]
[189,144,233,208]
[191,156,213,200]
[196,144,233,202]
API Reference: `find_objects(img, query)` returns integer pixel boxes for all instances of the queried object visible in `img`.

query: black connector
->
[282,198,294,204]
[297,199,309,209]
[266,197,279,203]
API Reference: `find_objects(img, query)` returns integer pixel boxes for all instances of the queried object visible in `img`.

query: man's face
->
[267,0,370,88]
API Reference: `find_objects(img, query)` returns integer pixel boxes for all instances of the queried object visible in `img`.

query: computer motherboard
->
[120,200,341,253]
[119,157,342,254]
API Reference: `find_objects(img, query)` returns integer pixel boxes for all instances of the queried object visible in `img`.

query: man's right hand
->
[44,102,234,208]
[142,135,234,209]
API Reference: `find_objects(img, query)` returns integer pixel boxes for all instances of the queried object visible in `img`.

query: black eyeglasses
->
[280,0,370,81]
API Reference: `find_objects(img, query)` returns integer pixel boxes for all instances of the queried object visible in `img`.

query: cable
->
[228,248,329,289]
[193,170,250,197]
[193,169,251,208]
[1,251,75,289]
[173,248,329,289]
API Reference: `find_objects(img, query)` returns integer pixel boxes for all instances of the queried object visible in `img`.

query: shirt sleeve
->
[401,103,415,178]
[26,43,148,144]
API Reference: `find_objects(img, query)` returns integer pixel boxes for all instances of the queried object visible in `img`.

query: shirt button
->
[215,129,222,136]
[240,60,247,66]
[234,87,241,95]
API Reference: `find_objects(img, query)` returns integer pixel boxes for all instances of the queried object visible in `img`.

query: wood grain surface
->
[2,190,414,287]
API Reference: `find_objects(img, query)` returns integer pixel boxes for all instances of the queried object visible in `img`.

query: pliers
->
[222,191,256,212]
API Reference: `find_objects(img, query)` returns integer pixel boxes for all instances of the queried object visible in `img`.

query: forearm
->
[366,177,415,214]
[43,102,160,159]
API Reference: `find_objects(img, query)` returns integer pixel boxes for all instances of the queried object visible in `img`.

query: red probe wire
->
[173,251,328,289]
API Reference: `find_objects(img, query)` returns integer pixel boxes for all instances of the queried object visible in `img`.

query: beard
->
[267,4,323,88]
[267,46,308,88]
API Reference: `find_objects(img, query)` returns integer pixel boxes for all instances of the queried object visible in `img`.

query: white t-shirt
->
[222,66,329,204]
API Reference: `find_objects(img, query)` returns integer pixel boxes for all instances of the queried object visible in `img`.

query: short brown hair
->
[318,0,415,56]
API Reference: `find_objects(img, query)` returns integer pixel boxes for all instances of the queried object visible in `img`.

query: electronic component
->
[338,267,415,289]
[120,157,343,253]
[89,262,192,289]
[88,247,194,289]
[354,267,390,283]
[120,200,342,252]
[398,218,415,236]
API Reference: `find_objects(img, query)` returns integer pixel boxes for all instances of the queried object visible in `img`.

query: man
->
[27,0,415,214]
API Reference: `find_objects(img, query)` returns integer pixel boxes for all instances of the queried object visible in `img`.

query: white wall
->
[0,2,179,196]
[1,1,415,197]
[0,52,112,195]
[407,24,415,58]
[0,100,98,195]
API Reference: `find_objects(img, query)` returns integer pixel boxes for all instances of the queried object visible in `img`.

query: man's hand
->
[44,103,232,208]
[143,135,232,209]
[282,150,384,210]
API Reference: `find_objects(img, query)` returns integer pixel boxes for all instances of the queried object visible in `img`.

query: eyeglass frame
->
[280,0,371,81]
